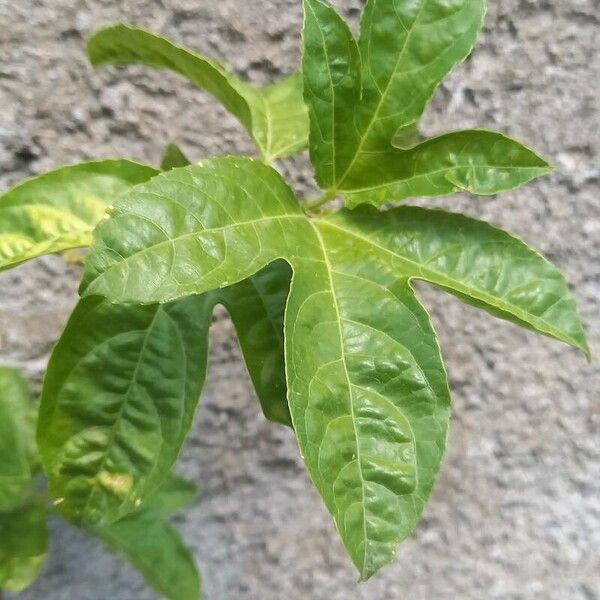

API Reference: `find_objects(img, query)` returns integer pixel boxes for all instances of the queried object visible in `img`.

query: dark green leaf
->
[302,0,361,188]
[0,368,36,512]
[88,26,308,162]
[161,144,191,171]
[92,474,199,600]
[0,160,158,271]
[0,502,48,592]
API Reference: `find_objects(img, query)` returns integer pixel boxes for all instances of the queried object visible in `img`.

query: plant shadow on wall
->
[0,0,590,598]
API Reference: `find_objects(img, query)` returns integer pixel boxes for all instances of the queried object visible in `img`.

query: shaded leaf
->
[0,502,48,593]
[0,368,36,512]
[161,143,191,171]
[92,474,199,600]
[0,160,158,271]
[88,25,308,162]
[38,295,213,525]
[159,145,293,424]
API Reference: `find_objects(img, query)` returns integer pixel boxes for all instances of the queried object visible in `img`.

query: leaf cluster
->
[0,0,589,596]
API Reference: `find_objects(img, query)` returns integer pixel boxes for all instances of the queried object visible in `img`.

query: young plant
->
[0,368,199,599]
[0,0,589,594]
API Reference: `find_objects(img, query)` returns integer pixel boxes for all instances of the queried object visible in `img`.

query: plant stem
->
[303,189,336,211]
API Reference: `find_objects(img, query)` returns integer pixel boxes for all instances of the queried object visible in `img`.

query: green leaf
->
[0,502,48,593]
[92,474,199,600]
[323,206,590,357]
[284,231,450,579]
[38,295,213,525]
[302,0,361,189]
[80,159,312,303]
[342,130,553,207]
[88,25,309,162]
[0,160,158,271]
[0,368,36,512]
[302,0,486,193]
[302,1,549,206]
[161,144,191,171]
[356,0,486,151]
[216,260,293,426]
[159,144,293,425]
[81,158,588,578]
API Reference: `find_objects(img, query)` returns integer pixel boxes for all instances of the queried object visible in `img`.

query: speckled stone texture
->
[1,1,598,599]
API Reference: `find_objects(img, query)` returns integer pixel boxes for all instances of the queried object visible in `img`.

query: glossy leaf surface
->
[88,26,309,162]
[0,368,36,512]
[302,0,551,205]
[0,502,48,593]
[0,160,157,271]
[38,295,213,525]
[81,158,588,577]
[93,475,199,600]
[159,144,293,424]
[342,130,552,207]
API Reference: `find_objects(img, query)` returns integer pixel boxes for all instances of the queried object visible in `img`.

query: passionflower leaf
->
[88,25,309,163]
[81,158,588,577]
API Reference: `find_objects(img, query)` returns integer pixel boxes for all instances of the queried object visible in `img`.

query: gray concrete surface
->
[1,1,598,599]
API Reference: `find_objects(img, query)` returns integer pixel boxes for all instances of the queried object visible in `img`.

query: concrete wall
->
[1,1,598,598]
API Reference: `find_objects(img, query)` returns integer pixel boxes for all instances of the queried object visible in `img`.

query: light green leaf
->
[88,25,309,162]
[80,158,313,303]
[92,474,199,600]
[0,160,158,271]
[0,368,36,512]
[159,144,293,425]
[81,158,588,578]
[38,295,213,525]
[302,0,361,188]
[161,143,191,171]
[355,0,486,152]
[284,230,450,579]
[342,130,552,207]
[322,206,589,357]
[0,502,48,593]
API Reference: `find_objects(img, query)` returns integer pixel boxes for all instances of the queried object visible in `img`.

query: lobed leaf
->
[322,206,590,357]
[80,158,314,302]
[0,160,158,271]
[302,0,551,206]
[81,159,588,578]
[88,26,309,162]
[0,502,48,593]
[92,475,200,600]
[0,368,37,512]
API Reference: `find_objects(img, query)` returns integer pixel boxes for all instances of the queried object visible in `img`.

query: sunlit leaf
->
[0,160,157,271]
[88,25,309,162]
[81,158,588,577]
